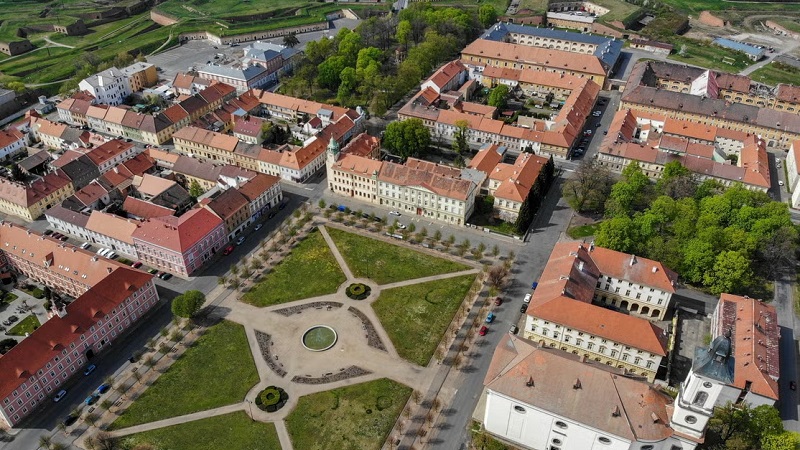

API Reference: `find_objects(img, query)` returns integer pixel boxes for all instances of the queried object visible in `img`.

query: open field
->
[751,61,800,86]
[517,0,549,14]
[661,0,800,13]
[326,227,470,285]
[591,0,641,23]
[427,0,510,14]
[286,378,411,450]
[241,230,346,307]
[109,321,259,430]
[668,37,753,72]
[120,412,281,450]
[373,274,475,366]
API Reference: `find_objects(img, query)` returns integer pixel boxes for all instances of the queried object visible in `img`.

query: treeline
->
[590,162,798,296]
[280,3,484,116]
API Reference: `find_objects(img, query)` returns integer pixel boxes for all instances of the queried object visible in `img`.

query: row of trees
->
[575,161,798,295]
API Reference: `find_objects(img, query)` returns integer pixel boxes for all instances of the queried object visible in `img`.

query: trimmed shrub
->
[345,283,371,300]
[31,288,44,299]
[255,386,288,412]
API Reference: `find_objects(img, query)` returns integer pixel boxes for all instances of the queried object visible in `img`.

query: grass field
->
[120,412,281,450]
[668,37,753,72]
[517,0,549,13]
[7,315,40,336]
[326,228,469,285]
[286,378,411,450]
[427,0,510,14]
[567,222,602,239]
[750,61,800,86]
[241,230,346,307]
[591,0,641,23]
[110,321,259,430]
[373,274,475,366]
[660,0,800,13]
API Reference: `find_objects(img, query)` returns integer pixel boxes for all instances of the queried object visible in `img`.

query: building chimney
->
[652,266,658,273]
[573,379,582,390]
[578,260,584,272]
[630,255,637,266]
[612,405,621,417]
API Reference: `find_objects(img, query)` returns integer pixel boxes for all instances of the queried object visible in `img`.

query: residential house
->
[0,129,25,161]
[78,68,131,106]
[201,188,250,240]
[120,62,158,92]
[0,171,75,220]
[85,210,138,257]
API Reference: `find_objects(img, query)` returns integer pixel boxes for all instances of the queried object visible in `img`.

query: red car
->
[479,326,488,336]
[222,244,235,256]
[131,261,143,269]
[494,297,503,306]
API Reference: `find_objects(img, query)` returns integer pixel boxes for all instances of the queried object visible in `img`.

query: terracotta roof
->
[462,39,607,76]
[237,172,279,202]
[173,126,238,152]
[467,144,504,173]
[0,226,151,400]
[161,104,189,124]
[252,90,351,121]
[455,101,496,118]
[119,152,154,177]
[133,174,176,197]
[86,210,137,244]
[132,207,223,253]
[485,334,675,441]
[333,153,383,177]
[663,118,717,143]
[340,133,380,158]
[739,135,770,188]
[172,73,209,90]
[775,83,800,104]
[715,294,779,400]
[419,87,440,106]
[147,148,180,166]
[426,60,466,91]
[122,197,175,219]
[489,152,548,202]
[204,188,249,220]
[72,181,108,206]
[233,116,267,137]
[715,73,752,93]
[0,129,23,149]
[378,159,474,201]
[85,139,134,166]
[589,246,678,293]
[529,242,670,356]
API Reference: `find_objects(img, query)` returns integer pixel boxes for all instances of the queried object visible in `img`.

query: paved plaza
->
[96,224,481,449]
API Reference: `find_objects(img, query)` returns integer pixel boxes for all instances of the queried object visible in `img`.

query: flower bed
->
[345,283,371,300]
[255,386,289,413]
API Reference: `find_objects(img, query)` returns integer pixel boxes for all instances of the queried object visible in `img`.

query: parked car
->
[479,325,488,336]
[62,414,79,426]
[160,272,173,280]
[389,210,401,216]
[96,384,111,394]
[83,364,96,376]
[509,324,519,335]
[44,230,53,236]
[147,268,158,274]
[51,232,62,239]
[236,236,246,246]
[254,223,263,231]
[485,312,495,323]
[84,394,99,406]
[8,315,18,323]
[268,212,276,219]
[80,242,91,250]
[223,244,235,256]
[494,297,503,306]
[59,234,68,241]
[279,203,287,210]
[520,304,528,313]
[531,282,538,290]
[779,180,785,186]
[53,389,67,402]
[523,293,532,304]
[396,224,407,230]
[106,251,117,259]
[791,381,796,391]
[131,261,143,268]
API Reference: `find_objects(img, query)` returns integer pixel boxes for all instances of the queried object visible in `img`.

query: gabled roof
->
[204,188,249,220]
[122,196,175,219]
[85,139,134,166]
[425,60,466,91]
[485,334,675,441]
[488,152,548,203]
[237,172,280,202]
[45,204,90,228]
[132,207,223,253]
[133,174,176,198]
[462,39,607,76]
[716,293,779,400]
[86,210,137,244]
[378,159,474,201]
[0,129,24,149]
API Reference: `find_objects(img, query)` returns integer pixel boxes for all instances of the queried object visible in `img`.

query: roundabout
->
[301,325,338,351]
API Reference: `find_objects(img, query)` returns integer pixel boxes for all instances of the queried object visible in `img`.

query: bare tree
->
[561,160,614,214]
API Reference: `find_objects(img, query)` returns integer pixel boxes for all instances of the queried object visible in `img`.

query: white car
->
[523,293,532,304]
[53,389,67,402]
[779,180,785,186]
[236,236,246,245]
[397,224,407,230]
[592,111,602,116]
[80,242,91,250]
[389,211,401,216]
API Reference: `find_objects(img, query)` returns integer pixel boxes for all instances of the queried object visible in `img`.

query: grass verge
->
[373,274,475,366]
[241,230,346,307]
[109,321,259,429]
[326,227,470,285]
[120,411,281,450]
[750,61,800,87]
[567,222,602,239]
[286,378,411,450]
[7,315,40,336]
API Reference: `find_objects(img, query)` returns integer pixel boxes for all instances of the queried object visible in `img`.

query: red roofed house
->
[480,334,700,450]
[0,129,25,161]
[85,139,141,173]
[0,222,158,428]
[0,171,75,221]
[132,208,226,276]
[421,60,467,94]
[524,241,678,382]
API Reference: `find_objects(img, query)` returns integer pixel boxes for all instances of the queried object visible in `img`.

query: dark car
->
[268,212,276,219]
[147,268,158,274]
[8,315,18,323]
[160,272,172,280]
[63,414,79,426]
[44,230,53,236]
[279,203,287,210]
[520,304,528,313]
[84,394,99,406]
[59,235,68,241]
[494,297,503,306]
[791,381,797,391]
[96,383,111,394]
[83,364,96,376]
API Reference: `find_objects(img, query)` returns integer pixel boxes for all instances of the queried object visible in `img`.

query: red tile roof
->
[132,208,223,253]
[85,140,134,166]
[122,197,175,219]
[426,60,466,91]
[0,129,23,149]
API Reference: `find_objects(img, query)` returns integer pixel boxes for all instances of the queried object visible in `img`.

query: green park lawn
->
[7,315,40,336]
[326,227,470,285]
[668,38,753,72]
[750,62,800,87]
[110,321,259,429]
[241,230,346,307]
[120,412,281,450]
[567,222,602,239]
[286,378,411,450]
[373,274,475,366]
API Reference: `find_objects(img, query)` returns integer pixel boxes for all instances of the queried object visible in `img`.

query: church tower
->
[325,136,341,191]
[671,332,735,439]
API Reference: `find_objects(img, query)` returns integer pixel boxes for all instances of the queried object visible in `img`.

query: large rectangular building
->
[0,223,158,427]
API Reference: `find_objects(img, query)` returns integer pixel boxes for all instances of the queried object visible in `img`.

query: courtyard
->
[100,223,482,450]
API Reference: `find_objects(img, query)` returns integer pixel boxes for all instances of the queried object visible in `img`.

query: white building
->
[78,68,131,106]
[523,242,677,382]
[197,64,273,94]
[481,334,699,450]
[0,129,25,161]
[788,140,800,209]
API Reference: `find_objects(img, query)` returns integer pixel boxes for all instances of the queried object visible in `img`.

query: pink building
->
[132,208,226,276]
[0,222,158,427]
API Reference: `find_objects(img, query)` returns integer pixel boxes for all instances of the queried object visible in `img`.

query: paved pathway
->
[100,223,487,450]
[43,36,75,49]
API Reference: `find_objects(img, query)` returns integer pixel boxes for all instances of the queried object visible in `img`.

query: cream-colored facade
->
[377,181,475,226]
[523,320,663,382]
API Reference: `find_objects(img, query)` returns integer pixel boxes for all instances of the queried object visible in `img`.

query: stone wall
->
[179,20,329,45]
[0,40,33,56]
[150,10,179,26]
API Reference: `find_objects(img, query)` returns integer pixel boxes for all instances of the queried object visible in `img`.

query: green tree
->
[305,38,334,65]
[704,250,753,295]
[383,119,431,159]
[487,84,510,109]
[283,33,300,48]
[337,66,358,104]
[605,162,651,217]
[396,20,412,49]
[680,238,717,284]
[478,4,499,28]
[452,119,470,155]
[595,216,638,254]
[337,31,363,66]
[188,180,204,199]
[171,290,206,318]
[3,81,26,94]
[316,56,347,91]
[0,338,16,355]
[561,160,614,213]
[762,432,799,450]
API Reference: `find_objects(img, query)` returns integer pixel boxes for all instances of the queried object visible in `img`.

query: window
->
[685,415,697,424]
[703,382,713,388]
[554,421,568,429]
[598,437,612,444]
[513,405,526,413]
[693,391,708,406]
